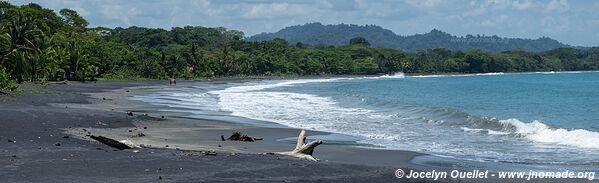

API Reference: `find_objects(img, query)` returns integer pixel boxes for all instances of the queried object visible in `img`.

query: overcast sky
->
[8,0,599,46]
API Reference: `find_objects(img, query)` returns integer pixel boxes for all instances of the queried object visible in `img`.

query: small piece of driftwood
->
[131,132,146,138]
[90,135,132,150]
[277,130,323,161]
[180,151,217,156]
[221,132,263,142]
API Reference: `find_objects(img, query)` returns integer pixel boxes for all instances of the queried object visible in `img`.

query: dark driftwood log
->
[222,132,263,142]
[90,135,132,150]
[278,130,323,161]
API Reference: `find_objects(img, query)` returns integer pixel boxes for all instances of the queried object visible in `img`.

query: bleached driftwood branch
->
[278,130,323,161]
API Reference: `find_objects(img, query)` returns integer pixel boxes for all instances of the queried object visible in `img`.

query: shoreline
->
[73,78,597,171]
[0,80,419,182]
[68,79,429,168]
[1,79,596,182]
[119,77,599,172]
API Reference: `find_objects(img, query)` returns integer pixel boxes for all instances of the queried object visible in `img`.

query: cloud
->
[243,3,290,18]
[511,0,534,10]
[546,0,569,12]
[481,14,509,27]
[403,0,444,9]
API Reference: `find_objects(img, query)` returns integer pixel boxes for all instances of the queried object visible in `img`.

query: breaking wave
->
[499,119,599,149]
[459,117,599,149]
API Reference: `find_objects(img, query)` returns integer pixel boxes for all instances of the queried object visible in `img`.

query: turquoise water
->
[290,72,599,130]
[136,71,599,166]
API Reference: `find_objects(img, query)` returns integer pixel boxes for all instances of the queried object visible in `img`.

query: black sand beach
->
[0,80,595,183]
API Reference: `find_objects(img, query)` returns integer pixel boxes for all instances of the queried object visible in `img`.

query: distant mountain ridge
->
[248,23,570,52]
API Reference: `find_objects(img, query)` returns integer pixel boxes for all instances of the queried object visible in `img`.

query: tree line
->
[1,2,599,93]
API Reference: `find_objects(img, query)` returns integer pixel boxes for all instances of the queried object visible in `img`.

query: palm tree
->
[34,35,61,81]
[64,36,84,80]
[0,13,43,83]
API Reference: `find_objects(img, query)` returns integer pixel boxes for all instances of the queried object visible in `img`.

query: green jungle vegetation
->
[1,2,599,93]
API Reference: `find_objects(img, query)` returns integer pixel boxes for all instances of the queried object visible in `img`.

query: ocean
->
[134,71,599,167]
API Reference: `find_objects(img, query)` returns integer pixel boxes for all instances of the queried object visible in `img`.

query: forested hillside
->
[249,23,569,52]
[1,2,599,93]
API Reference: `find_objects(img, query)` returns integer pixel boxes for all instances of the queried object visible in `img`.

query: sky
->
[7,0,599,46]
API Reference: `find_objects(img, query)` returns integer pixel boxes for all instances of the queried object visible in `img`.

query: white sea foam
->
[212,78,341,93]
[500,119,599,149]
[210,79,371,129]
[461,127,510,135]
[209,79,417,148]
[535,71,557,74]
[464,118,599,149]
[561,71,583,74]
[534,71,589,74]
[377,72,405,79]
[410,72,504,78]
[474,72,505,76]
